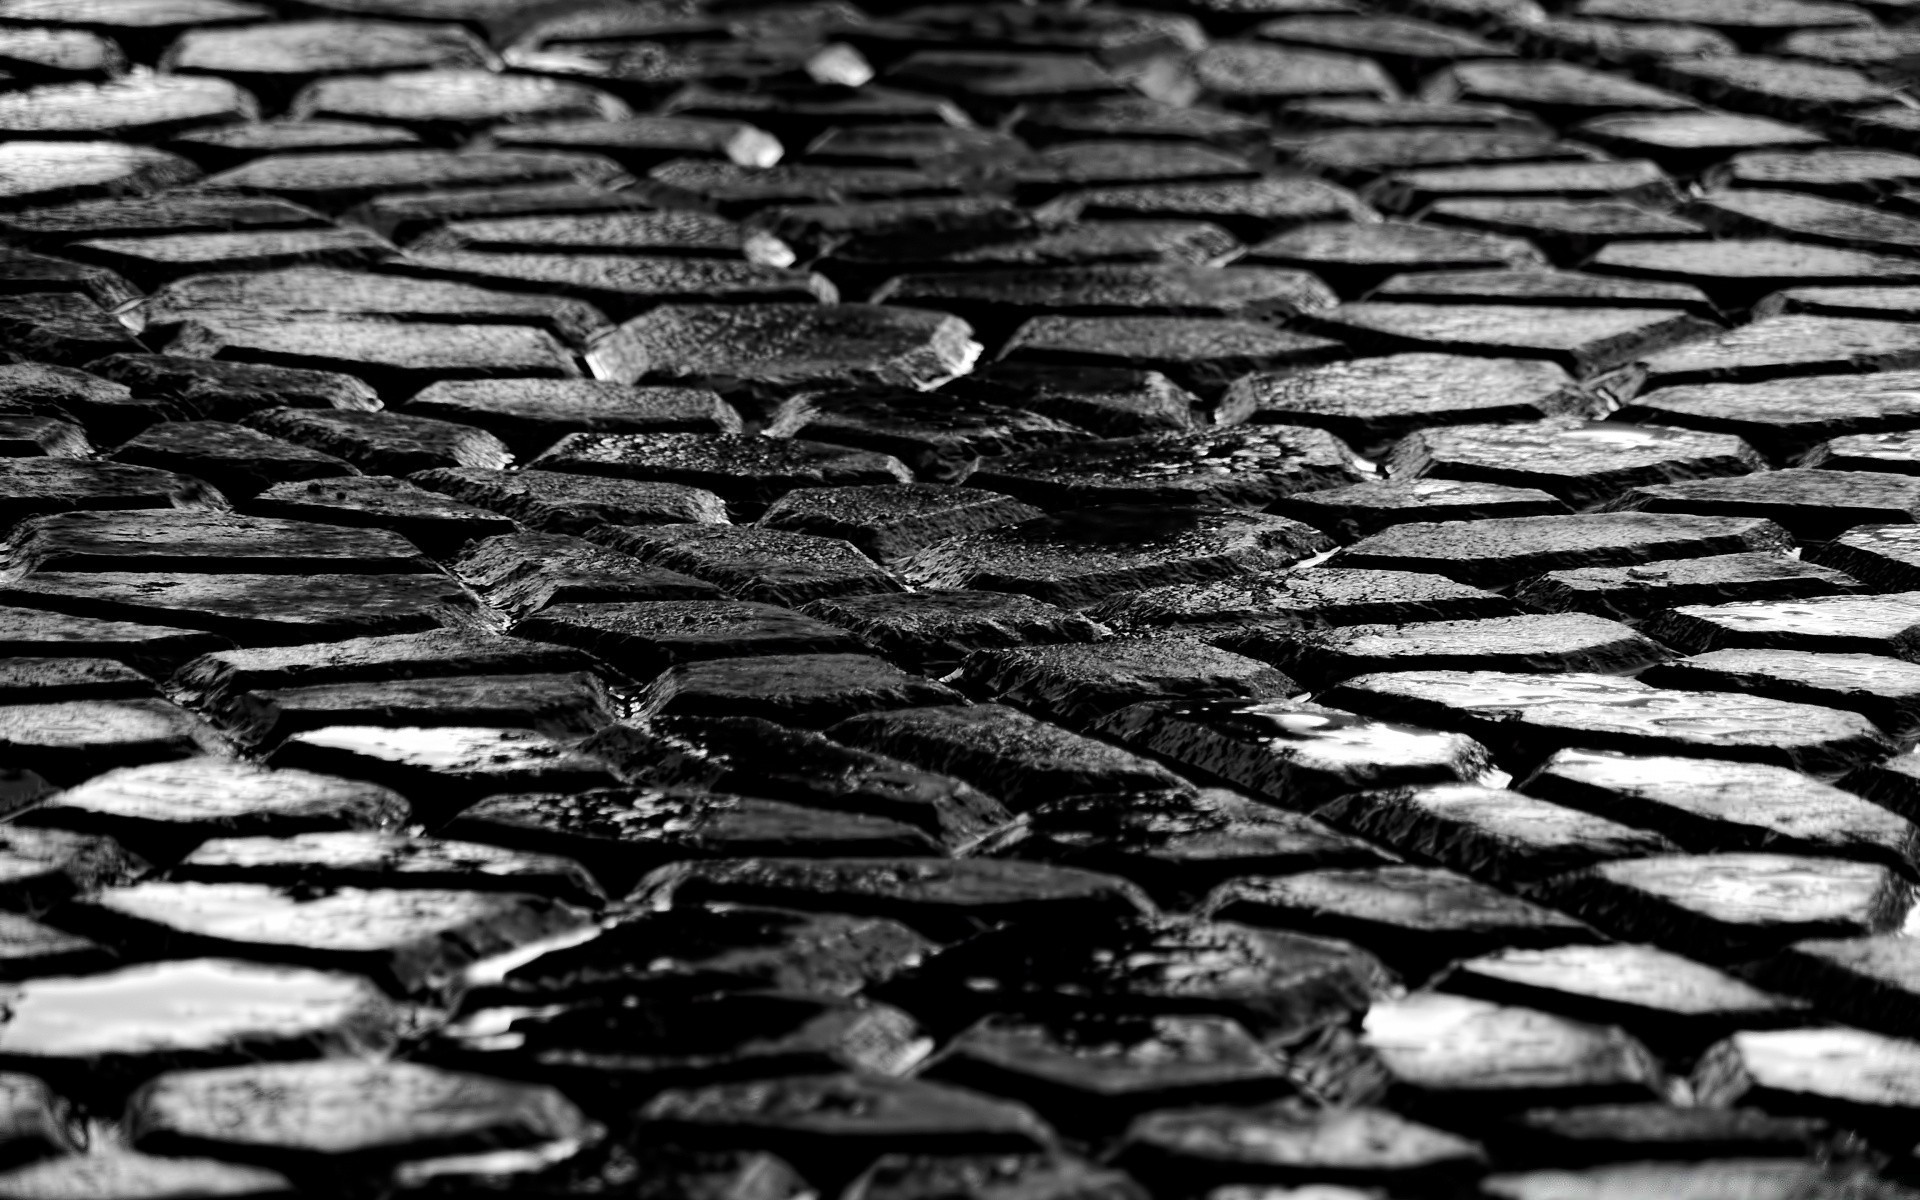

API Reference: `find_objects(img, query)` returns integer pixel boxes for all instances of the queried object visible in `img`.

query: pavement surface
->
[1,0,1919,1195]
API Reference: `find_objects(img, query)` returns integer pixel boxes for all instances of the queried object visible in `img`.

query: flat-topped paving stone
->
[527,433,911,517]
[1424,59,1699,122]
[1484,1161,1910,1200]
[946,365,1197,438]
[171,830,603,904]
[1805,523,1920,591]
[1115,1101,1485,1191]
[1657,53,1898,117]
[200,148,624,211]
[1514,552,1863,620]
[1276,96,1543,129]
[0,76,255,142]
[1693,1027,1920,1136]
[64,227,394,289]
[0,570,473,647]
[125,1059,595,1168]
[142,267,612,346]
[405,209,752,259]
[1358,992,1665,1114]
[1207,864,1602,980]
[1611,469,1920,540]
[215,669,615,748]
[1039,177,1374,241]
[1319,669,1895,775]
[0,246,138,308]
[883,49,1129,116]
[963,636,1297,729]
[868,265,1340,338]
[1315,782,1673,888]
[1390,420,1763,509]
[162,20,489,100]
[636,653,960,729]
[1229,611,1669,687]
[0,195,329,246]
[585,303,980,399]
[82,354,380,422]
[0,656,154,704]
[405,380,735,455]
[411,465,728,531]
[1256,12,1508,70]
[493,115,781,171]
[1713,144,1920,198]
[1749,934,1920,1038]
[388,250,831,318]
[881,911,1393,1036]
[1574,0,1875,35]
[996,316,1345,395]
[993,141,1262,200]
[1617,372,1920,461]
[1540,853,1910,956]
[0,604,230,675]
[1574,112,1826,172]
[1366,159,1680,217]
[109,420,355,500]
[1227,353,1594,450]
[0,457,224,525]
[1436,943,1808,1056]
[1647,590,1920,659]
[1331,511,1793,587]
[589,522,899,608]
[454,532,720,616]
[1243,219,1544,295]
[241,408,509,475]
[512,600,865,681]
[0,141,200,209]
[1803,429,1920,473]
[1525,745,1920,868]
[342,180,657,243]
[800,590,1104,675]
[1086,566,1515,632]
[1092,696,1493,807]
[0,0,271,58]
[827,220,1247,285]
[4,510,429,575]
[0,27,124,82]
[966,425,1365,511]
[1586,240,1920,311]
[1690,189,1920,257]
[902,505,1334,607]
[1283,126,1594,182]
[168,118,425,169]
[268,724,619,815]
[0,414,88,457]
[290,68,629,135]
[1419,198,1708,264]
[1307,302,1716,377]
[166,317,579,397]
[758,484,1043,563]
[0,698,211,782]
[1273,478,1573,542]
[1513,14,1740,65]
[1189,42,1399,110]
[0,293,143,367]
[645,160,966,217]
[829,703,1187,812]
[765,385,1093,483]
[638,856,1151,943]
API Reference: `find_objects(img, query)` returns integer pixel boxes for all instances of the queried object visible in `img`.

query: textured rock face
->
[2,0,1920,1192]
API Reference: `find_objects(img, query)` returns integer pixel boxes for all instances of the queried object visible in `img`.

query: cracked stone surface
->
[0,0,1916,1190]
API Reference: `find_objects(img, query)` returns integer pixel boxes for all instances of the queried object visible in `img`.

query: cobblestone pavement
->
[4,0,1920,1194]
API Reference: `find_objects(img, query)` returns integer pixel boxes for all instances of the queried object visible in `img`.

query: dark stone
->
[168,119,424,169]
[1658,53,1897,117]
[1331,511,1793,587]
[1313,783,1675,886]
[345,181,659,243]
[1189,42,1398,110]
[1366,159,1680,217]
[1617,371,1920,461]
[5,510,429,576]
[1038,177,1373,242]
[879,913,1394,1037]
[636,856,1151,943]
[289,68,629,135]
[901,505,1334,607]
[636,653,962,727]
[1091,697,1494,808]
[0,28,122,82]
[1306,302,1717,377]
[0,605,230,676]
[1423,59,1696,121]
[997,316,1346,396]
[0,76,252,143]
[962,637,1297,729]
[966,425,1365,511]
[83,354,381,422]
[1693,1028,1920,1134]
[759,484,1041,562]
[65,227,392,290]
[201,148,623,211]
[245,476,519,552]
[214,670,616,749]
[1366,267,1716,316]
[526,433,911,518]
[0,363,177,447]
[766,386,1092,483]
[406,380,735,455]
[0,656,152,704]
[1514,553,1863,620]
[976,786,1388,907]
[0,700,211,783]
[388,249,831,318]
[1390,420,1763,509]
[1586,241,1920,311]
[845,1154,1146,1200]
[1226,611,1669,687]
[444,787,937,894]
[1541,854,1910,957]
[1805,523,1920,591]
[1115,1102,1486,1191]
[1205,865,1603,981]
[1643,648,1920,737]
[800,590,1107,674]
[493,115,782,171]
[125,1060,595,1170]
[1273,479,1573,541]
[1246,219,1544,295]
[1612,469,1920,540]
[945,367,1200,439]
[1748,935,1920,1039]
[1524,745,1920,869]
[1647,590,1920,658]
[1712,147,1920,200]
[161,18,489,100]
[0,416,86,458]
[1084,567,1516,632]
[141,267,612,347]
[0,142,200,210]
[1421,198,1707,264]
[1324,669,1894,776]
[0,570,473,646]
[1574,112,1826,172]
[0,294,143,366]
[411,466,729,532]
